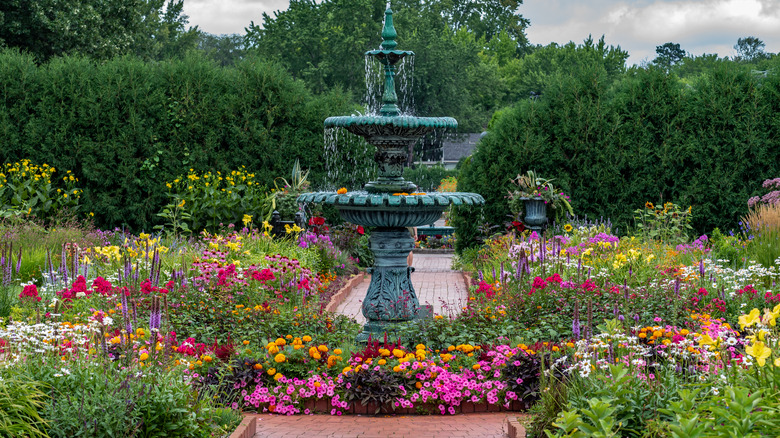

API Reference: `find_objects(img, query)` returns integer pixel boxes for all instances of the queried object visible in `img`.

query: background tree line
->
[1,0,778,235]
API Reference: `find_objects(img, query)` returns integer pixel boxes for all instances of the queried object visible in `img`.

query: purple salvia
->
[478,270,484,281]
[150,248,160,287]
[121,291,131,334]
[131,299,138,333]
[124,256,132,283]
[674,278,681,297]
[16,247,22,274]
[699,259,705,278]
[60,245,69,286]
[572,301,581,340]
[492,266,496,283]
[500,263,505,284]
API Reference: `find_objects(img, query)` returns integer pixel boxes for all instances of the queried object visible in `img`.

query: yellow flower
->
[746,341,772,367]
[739,308,761,330]
[337,187,347,195]
[177,199,185,208]
[302,335,312,342]
[242,214,252,227]
[697,334,718,348]
[139,353,149,361]
[274,353,286,363]
[563,224,573,233]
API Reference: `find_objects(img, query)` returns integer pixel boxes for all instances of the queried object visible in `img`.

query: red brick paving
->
[251,413,525,437]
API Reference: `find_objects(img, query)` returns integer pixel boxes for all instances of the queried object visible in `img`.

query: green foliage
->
[246,0,530,131]
[13,363,215,438]
[0,160,81,220]
[402,165,457,192]
[662,386,780,438]
[0,50,354,230]
[458,60,780,249]
[0,375,49,437]
[709,228,745,265]
[164,168,275,232]
[633,202,693,244]
[545,398,620,438]
[0,0,198,62]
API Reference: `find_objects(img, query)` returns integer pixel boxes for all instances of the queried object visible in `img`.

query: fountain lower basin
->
[298,191,484,228]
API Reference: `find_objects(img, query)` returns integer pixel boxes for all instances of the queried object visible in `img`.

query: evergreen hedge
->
[0,49,355,230]
[455,62,780,251]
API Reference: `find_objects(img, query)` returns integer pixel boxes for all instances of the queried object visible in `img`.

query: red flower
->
[19,284,41,302]
[357,226,365,235]
[532,276,547,290]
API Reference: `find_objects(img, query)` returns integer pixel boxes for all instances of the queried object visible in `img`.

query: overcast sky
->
[182,0,780,65]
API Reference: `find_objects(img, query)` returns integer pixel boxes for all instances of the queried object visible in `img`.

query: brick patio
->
[251,412,526,437]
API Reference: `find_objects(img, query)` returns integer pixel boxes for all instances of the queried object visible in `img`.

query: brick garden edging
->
[247,398,528,416]
[228,414,257,438]
[324,272,366,313]
[506,416,528,438]
[412,248,455,254]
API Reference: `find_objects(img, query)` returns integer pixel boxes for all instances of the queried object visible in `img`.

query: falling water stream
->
[322,6,420,190]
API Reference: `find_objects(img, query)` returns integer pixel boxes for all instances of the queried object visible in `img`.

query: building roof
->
[441,132,483,162]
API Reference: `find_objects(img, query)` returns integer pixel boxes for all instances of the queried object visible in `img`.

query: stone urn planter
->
[519,197,547,232]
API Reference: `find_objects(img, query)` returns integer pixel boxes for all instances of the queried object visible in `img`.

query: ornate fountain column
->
[297,4,484,343]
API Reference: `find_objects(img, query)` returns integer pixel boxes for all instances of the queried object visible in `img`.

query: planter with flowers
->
[507,171,573,232]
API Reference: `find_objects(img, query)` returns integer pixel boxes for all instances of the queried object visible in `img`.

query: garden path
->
[251,412,521,437]
[335,253,468,324]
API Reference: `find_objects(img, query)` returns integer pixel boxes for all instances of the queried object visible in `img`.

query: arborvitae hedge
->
[455,62,780,251]
[0,50,355,230]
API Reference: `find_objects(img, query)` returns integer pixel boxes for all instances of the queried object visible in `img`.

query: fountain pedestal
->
[356,227,432,343]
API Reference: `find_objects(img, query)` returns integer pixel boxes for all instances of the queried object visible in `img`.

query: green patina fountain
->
[298,5,484,343]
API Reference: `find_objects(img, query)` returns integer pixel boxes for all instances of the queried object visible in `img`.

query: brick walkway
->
[336,254,468,324]
[251,412,521,437]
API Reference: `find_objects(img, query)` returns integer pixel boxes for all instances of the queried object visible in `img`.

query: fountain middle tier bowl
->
[297,191,485,228]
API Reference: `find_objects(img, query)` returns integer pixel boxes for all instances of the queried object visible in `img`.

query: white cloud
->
[181,0,288,35]
[522,0,780,65]
[182,0,780,65]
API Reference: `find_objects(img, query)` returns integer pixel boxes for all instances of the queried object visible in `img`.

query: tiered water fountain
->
[298,5,484,342]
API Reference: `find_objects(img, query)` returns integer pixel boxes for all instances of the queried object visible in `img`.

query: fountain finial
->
[380,4,398,50]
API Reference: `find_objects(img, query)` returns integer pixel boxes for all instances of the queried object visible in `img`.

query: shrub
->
[0,50,358,230]
[457,63,780,250]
